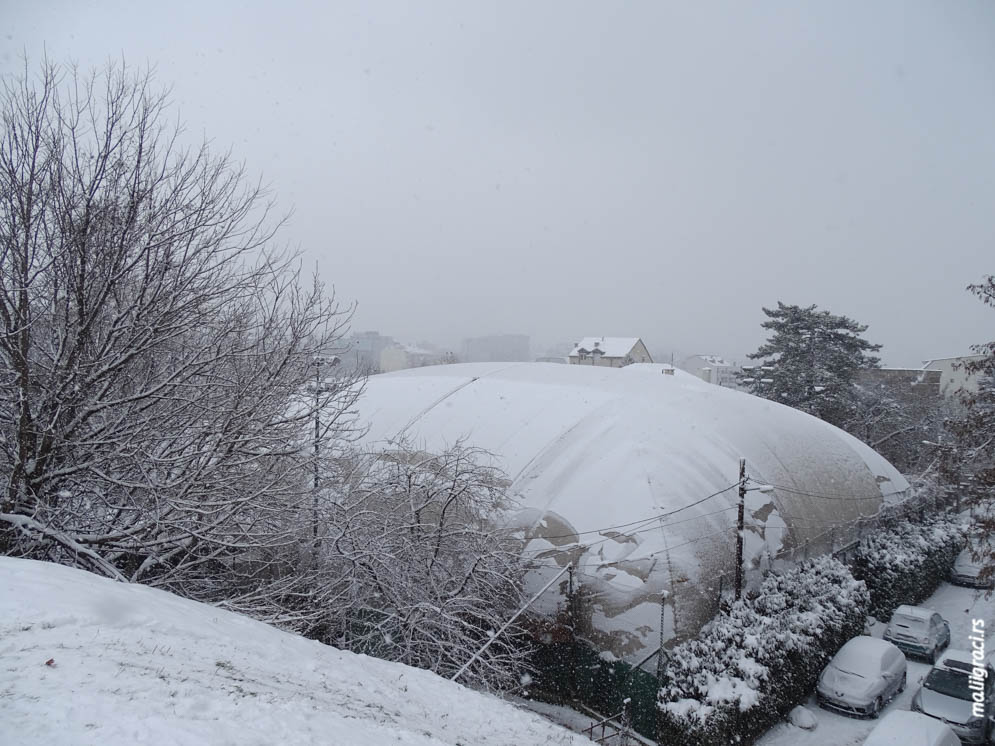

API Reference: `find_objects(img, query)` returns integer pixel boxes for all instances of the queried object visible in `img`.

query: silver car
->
[882,605,951,663]
[817,636,907,718]
[950,543,995,589]
[911,649,995,745]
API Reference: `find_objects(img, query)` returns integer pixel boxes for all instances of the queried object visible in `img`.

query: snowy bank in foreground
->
[0,558,587,746]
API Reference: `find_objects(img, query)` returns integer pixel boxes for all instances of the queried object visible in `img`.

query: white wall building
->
[682,354,740,388]
[921,355,985,398]
[380,343,453,372]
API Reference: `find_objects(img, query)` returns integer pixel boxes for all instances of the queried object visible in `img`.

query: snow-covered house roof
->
[353,362,909,664]
[569,337,644,359]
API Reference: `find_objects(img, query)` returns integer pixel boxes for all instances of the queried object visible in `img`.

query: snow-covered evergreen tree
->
[742,302,882,429]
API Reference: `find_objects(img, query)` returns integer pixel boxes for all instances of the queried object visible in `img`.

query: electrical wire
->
[522,481,740,543]
[747,465,894,502]
[762,484,890,502]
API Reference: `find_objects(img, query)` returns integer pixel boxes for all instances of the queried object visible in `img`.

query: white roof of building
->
[921,354,984,366]
[353,362,909,661]
[569,337,642,358]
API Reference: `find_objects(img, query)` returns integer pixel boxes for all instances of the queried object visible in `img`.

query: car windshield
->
[891,614,927,633]
[831,654,879,678]
[923,668,972,700]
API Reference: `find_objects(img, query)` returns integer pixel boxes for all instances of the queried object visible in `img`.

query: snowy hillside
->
[0,558,588,746]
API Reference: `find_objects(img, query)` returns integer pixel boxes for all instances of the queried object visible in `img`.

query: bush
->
[657,556,869,746]
[850,514,965,619]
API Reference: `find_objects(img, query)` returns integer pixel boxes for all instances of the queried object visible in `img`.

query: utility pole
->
[735,457,746,600]
[657,594,669,684]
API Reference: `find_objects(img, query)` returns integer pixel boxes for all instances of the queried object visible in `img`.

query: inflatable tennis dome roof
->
[353,362,909,664]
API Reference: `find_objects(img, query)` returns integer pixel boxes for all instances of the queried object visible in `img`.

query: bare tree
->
[316,440,534,690]
[0,59,363,610]
[842,381,946,474]
[942,276,995,587]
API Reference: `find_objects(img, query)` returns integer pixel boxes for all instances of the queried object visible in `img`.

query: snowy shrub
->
[657,556,869,746]
[851,514,965,619]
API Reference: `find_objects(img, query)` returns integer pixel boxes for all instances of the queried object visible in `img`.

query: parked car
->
[863,710,960,746]
[882,605,951,662]
[911,648,995,745]
[816,636,907,718]
[950,541,995,589]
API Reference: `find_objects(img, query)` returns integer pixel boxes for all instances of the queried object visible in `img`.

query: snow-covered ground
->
[758,580,995,746]
[0,557,590,746]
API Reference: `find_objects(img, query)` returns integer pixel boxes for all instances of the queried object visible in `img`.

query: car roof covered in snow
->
[354,362,911,661]
[892,605,935,621]
[832,636,899,673]
[863,710,959,746]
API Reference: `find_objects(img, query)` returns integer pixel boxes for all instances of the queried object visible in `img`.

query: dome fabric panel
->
[354,362,910,663]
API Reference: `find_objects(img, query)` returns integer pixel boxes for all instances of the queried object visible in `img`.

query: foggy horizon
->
[5,1,994,368]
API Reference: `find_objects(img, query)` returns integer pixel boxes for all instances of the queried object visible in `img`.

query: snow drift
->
[0,557,588,746]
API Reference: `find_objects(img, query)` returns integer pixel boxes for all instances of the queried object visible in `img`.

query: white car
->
[816,636,907,718]
[882,605,951,662]
[911,648,995,745]
[863,710,960,746]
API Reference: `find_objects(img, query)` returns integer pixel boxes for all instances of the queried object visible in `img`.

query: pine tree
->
[742,303,882,428]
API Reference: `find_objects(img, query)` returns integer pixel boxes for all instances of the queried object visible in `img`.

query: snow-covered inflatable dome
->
[354,362,908,665]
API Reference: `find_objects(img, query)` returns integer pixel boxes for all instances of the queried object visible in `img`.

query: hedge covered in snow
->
[657,556,869,746]
[851,513,965,619]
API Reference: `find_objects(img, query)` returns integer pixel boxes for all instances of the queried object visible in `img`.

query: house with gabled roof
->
[568,337,652,367]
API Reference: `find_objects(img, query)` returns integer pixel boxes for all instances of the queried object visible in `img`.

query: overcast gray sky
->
[4,0,994,366]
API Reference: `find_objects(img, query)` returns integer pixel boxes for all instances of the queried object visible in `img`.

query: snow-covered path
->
[758,581,995,746]
[0,558,589,746]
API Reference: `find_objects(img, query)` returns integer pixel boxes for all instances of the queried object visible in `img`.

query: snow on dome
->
[353,362,909,665]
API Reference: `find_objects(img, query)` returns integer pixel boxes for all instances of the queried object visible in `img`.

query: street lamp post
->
[735,459,746,600]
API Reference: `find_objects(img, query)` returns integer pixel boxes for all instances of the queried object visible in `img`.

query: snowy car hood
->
[918,687,973,725]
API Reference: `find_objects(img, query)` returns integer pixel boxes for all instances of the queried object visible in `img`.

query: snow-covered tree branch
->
[314,440,533,690]
[0,59,364,607]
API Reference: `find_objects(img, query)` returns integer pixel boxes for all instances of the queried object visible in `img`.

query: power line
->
[747,466,895,502]
[520,482,740,543]
[521,509,741,560]
[763,483,891,502]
